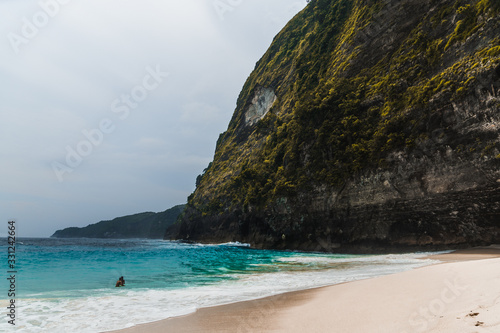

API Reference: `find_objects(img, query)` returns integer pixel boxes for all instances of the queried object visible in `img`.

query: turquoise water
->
[0,238,439,332]
[5,238,357,296]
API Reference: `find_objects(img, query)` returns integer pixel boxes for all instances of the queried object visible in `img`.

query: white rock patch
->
[244,86,277,126]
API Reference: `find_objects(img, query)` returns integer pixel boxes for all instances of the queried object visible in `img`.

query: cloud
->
[180,102,223,124]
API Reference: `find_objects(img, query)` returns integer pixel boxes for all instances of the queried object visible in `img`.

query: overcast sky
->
[1,0,308,237]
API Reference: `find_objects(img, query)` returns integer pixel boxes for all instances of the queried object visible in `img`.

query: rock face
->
[170,0,500,252]
[244,86,277,127]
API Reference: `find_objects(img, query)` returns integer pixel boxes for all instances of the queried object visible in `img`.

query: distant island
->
[51,204,185,239]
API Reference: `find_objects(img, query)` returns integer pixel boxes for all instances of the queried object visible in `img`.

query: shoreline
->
[108,245,500,333]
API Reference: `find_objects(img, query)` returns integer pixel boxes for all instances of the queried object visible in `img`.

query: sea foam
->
[0,239,442,332]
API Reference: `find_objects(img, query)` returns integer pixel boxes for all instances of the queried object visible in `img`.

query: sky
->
[1,0,308,237]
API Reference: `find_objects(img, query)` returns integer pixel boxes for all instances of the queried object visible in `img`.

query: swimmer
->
[115,276,125,287]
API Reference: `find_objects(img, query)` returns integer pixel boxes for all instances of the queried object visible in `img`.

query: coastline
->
[108,245,500,333]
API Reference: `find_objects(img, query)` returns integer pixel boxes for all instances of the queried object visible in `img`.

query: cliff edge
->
[170,0,500,252]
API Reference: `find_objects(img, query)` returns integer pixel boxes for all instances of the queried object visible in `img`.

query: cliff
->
[52,205,185,239]
[171,0,500,252]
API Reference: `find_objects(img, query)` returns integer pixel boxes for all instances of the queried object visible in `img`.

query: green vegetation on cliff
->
[192,0,500,213]
[52,205,185,239]
[179,0,500,251]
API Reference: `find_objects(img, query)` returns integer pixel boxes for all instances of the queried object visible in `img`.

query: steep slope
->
[173,0,500,252]
[52,205,185,239]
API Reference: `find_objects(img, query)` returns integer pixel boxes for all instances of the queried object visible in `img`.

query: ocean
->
[0,238,441,332]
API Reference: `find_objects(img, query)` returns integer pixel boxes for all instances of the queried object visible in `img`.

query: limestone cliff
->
[169,0,500,252]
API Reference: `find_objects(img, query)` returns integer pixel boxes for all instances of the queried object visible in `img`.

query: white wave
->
[219,241,251,247]
[187,241,252,248]
[276,252,446,266]
[7,251,441,333]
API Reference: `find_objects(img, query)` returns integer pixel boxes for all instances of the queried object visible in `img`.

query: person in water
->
[115,276,125,287]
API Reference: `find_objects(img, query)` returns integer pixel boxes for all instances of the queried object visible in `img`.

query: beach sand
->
[109,245,500,333]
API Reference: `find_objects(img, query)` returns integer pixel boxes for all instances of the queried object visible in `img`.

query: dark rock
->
[172,0,500,253]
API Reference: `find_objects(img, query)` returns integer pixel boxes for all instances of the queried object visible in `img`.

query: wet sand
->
[109,245,500,333]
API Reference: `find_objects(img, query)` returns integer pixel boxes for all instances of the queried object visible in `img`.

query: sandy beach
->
[110,246,500,333]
